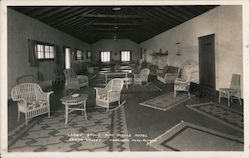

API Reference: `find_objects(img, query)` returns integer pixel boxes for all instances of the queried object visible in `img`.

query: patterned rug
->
[139,92,192,111]
[148,121,243,151]
[186,102,243,132]
[8,107,130,152]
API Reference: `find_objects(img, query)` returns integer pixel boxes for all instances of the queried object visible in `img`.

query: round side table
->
[60,93,88,124]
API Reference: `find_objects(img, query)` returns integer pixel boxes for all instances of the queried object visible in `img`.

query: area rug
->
[148,121,243,151]
[186,102,243,132]
[8,107,130,152]
[139,92,192,111]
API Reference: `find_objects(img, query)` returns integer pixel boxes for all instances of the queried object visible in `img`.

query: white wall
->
[8,9,90,95]
[140,5,243,97]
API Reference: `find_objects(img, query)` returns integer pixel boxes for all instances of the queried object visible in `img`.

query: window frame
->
[120,50,131,62]
[35,41,55,61]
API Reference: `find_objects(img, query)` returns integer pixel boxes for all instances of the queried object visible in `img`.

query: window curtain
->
[28,39,38,67]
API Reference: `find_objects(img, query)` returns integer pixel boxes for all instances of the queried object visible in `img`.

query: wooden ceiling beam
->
[172,6,197,18]
[92,28,135,31]
[144,7,177,27]
[160,6,189,20]
[89,22,141,26]
[29,7,57,18]
[131,7,168,28]
[39,7,72,21]
[80,13,144,19]
[50,7,96,26]
[54,9,99,29]
[152,7,183,24]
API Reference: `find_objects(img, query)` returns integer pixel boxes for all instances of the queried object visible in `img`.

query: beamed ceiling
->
[10,6,218,44]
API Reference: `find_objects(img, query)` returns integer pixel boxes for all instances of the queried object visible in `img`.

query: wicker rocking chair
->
[133,68,150,85]
[11,83,53,126]
[95,78,124,111]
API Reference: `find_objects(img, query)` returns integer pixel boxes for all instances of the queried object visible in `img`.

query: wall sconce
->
[176,42,182,56]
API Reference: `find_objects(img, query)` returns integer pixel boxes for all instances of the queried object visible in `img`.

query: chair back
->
[17,75,37,84]
[11,83,44,103]
[64,69,77,79]
[230,74,240,90]
[106,78,124,92]
[139,68,150,80]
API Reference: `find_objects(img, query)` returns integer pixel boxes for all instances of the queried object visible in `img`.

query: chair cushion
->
[28,100,47,110]
[99,94,107,100]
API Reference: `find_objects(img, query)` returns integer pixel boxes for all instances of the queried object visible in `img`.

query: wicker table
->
[99,70,132,89]
[60,93,88,124]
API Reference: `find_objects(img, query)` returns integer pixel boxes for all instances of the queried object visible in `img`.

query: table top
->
[60,93,88,102]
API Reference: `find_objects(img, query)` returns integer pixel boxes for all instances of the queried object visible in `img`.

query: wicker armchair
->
[219,74,242,107]
[174,73,192,99]
[64,69,89,90]
[133,68,150,85]
[17,75,52,91]
[174,60,199,98]
[95,78,124,111]
[11,83,53,126]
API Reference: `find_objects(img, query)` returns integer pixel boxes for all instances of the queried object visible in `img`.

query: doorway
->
[198,34,216,94]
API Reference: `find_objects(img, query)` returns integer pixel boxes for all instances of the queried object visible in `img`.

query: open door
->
[198,34,216,95]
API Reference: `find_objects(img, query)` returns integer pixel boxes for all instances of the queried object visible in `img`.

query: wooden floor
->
[7,75,244,151]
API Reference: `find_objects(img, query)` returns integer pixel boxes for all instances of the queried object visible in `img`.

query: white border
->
[1,0,249,158]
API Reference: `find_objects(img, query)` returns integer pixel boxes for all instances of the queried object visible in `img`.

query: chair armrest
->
[175,78,189,84]
[94,87,107,96]
[46,91,54,96]
[12,98,26,103]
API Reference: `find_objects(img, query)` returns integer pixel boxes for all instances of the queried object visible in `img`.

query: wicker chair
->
[64,69,89,90]
[133,68,150,85]
[11,83,53,126]
[174,60,199,98]
[95,78,124,111]
[17,75,52,91]
[219,74,242,107]
[174,73,192,99]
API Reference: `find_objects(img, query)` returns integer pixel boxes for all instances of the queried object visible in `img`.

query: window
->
[35,43,55,60]
[65,47,71,69]
[100,51,111,62]
[87,51,91,59]
[121,51,130,62]
[76,49,83,60]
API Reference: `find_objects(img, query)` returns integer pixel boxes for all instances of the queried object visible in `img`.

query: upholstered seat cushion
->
[28,100,47,110]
